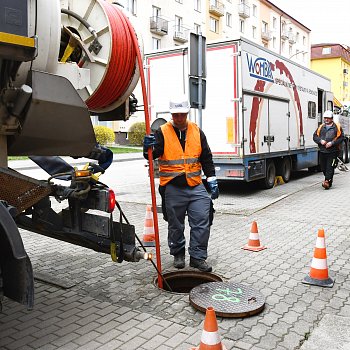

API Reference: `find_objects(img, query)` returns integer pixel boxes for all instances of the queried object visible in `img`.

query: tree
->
[128,122,146,146]
[93,126,115,145]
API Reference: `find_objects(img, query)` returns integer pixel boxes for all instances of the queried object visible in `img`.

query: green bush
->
[128,122,146,146]
[93,125,115,145]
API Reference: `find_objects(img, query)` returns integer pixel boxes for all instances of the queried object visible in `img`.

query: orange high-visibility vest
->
[316,122,342,140]
[159,121,202,187]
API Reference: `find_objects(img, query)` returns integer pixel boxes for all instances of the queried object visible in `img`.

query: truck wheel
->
[277,157,291,183]
[339,141,349,164]
[0,265,3,312]
[259,160,276,189]
[345,140,350,164]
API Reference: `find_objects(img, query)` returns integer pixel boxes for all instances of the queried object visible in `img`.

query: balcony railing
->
[288,32,296,44]
[261,30,272,41]
[238,3,250,18]
[173,26,189,42]
[281,30,289,40]
[150,16,168,35]
[209,1,225,16]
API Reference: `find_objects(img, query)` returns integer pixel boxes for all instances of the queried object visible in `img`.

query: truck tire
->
[0,265,3,312]
[277,157,291,183]
[339,140,349,164]
[259,160,276,189]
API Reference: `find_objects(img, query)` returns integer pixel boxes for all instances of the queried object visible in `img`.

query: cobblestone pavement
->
[1,167,350,350]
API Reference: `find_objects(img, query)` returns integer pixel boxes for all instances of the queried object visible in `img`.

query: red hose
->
[86,2,137,110]
[88,2,163,287]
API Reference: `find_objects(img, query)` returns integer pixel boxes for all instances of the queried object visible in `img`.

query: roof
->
[311,43,350,64]
[262,0,311,32]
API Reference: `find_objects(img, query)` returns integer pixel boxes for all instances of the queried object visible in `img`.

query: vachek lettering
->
[246,53,274,83]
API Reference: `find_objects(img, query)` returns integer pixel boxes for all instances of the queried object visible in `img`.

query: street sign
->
[189,77,206,109]
[189,33,206,78]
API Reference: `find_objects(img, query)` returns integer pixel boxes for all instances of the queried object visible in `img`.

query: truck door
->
[268,99,289,152]
[243,94,269,155]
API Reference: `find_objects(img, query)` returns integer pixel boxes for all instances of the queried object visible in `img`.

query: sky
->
[271,0,350,46]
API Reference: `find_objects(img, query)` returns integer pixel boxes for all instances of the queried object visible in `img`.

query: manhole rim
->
[154,270,224,295]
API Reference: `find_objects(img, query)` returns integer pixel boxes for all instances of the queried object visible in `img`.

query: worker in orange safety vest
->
[143,95,218,272]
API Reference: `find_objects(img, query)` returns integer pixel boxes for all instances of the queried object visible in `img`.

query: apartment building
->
[311,43,350,105]
[111,0,311,142]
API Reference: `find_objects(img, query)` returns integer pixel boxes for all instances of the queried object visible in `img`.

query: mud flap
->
[0,202,34,309]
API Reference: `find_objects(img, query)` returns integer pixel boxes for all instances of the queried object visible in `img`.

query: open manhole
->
[155,271,223,294]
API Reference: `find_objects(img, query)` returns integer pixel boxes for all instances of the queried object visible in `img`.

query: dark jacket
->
[313,122,344,154]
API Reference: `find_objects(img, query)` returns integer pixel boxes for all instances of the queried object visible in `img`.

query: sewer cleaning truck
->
[145,37,344,188]
[0,0,148,310]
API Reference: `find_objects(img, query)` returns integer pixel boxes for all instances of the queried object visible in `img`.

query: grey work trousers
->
[164,183,211,260]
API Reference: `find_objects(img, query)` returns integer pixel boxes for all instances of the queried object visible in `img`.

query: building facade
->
[110,0,311,143]
[311,43,350,105]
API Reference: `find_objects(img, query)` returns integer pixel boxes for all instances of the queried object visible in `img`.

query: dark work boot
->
[173,254,185,269]
[190,257,212,272]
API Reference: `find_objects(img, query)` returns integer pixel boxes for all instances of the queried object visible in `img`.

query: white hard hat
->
[169,95,190,114]
[323,110,333,118]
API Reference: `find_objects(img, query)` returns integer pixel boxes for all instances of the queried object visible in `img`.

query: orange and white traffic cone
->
[303,228,334,288]
[190,306,227,350]
[142,205,155,247]
[241,221,267,252]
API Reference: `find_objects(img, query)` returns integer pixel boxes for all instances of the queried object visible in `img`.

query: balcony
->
[209,1,225,17]
[288,32,296,44]
[173,26,189,43]
[238,3,250,18]
[150,16,168,35]
[281,30,289,40]
[261,30,272,41]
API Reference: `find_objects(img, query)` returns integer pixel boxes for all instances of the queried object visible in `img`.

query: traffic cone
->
[190,307,227,350]
[303,228,334,288]
[241,221,267,252]
[142,205,155,247]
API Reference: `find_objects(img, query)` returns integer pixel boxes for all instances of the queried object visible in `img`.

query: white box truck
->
[145,38,336,188]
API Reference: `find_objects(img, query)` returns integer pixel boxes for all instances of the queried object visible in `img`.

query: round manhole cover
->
[189,281,265,318]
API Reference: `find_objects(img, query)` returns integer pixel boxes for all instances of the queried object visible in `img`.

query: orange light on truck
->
[75,170,91,177]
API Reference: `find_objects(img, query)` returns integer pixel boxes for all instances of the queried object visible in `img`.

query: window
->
[252,4,257,17]
[239,19,244,33]
[289,45,292,56]
[303,52,306,62]
[273,17,277,30]
[308,101,316,118]
[126,0,137,15]
[226,12,232,27]
[175,16,183,31]
[322,47,331,55]
[152,6,161,17]
[296,32,300,42]
[210,17,218,33]
[194,0,201,11]
[281,40,285,52]
[273,37,276,48]
[194,23,201,34]
[175,0,183,3]
[152,37,161,50]
[282,22,286,32]
[252,26,256,38]
[303,36,306,45]
[262,21,268,33]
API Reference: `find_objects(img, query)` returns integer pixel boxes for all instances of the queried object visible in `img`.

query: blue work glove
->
[207,176,219,200]
[143,134,156,153]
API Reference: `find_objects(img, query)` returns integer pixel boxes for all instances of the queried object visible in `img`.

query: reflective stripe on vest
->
[159,121,202,186]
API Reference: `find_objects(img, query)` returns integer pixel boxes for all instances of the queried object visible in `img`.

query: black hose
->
[61,8,97,39]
